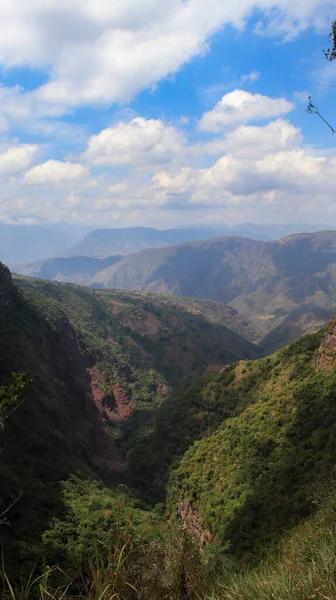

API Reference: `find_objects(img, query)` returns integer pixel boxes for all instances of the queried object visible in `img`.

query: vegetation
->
[0,372,30,431]
[61,230,336,351]
[207,481,336,600]
[324,19,336,61]
[0,268,256,577]
[169,331,336,561]
[2,262,336,599]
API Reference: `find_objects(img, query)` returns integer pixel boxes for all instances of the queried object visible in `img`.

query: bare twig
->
[0,491,23,525]
[306,96,336,135]
[317,82,336,88]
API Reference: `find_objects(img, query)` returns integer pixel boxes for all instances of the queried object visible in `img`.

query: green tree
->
[0,372,30,525]
[0,372,30,431]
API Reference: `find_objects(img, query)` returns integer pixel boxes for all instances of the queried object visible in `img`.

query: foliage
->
[2,265,336,599]
[0,372,30,431]
[323,20,336,61]
[208,481,336,600]
[0,271,256,578]
[1,476,210,600]
[168,331,336,561]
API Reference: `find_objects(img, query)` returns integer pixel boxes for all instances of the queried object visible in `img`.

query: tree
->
[307,21,335,134]
[323,20,336,62]
[0,372,30,525]
[0,372,30,431]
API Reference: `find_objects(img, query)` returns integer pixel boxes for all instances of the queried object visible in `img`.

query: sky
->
[0,0,335,229]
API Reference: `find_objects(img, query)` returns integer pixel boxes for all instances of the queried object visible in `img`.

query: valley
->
[2,258,336,599]
[0,4,335,600]
[19,230,336,352]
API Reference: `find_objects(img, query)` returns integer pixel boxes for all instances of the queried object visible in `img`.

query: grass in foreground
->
[209,485,336,600]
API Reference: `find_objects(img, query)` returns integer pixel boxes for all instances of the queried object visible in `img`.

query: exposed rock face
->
[316,317,336,370]
[178,500,213,546]
[45,319,124,471]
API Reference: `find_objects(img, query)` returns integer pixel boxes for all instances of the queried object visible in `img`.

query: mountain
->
[18,231,336,351]
[126,320,336,564]
[63,223,331,258]
[17,254,123,286]
[85,231,336,347]
[2,258,336,598]
[0,222,93,265]
[63,225,267,257]
[0,264,258,570]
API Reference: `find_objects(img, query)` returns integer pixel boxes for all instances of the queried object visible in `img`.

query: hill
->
[18,231,336,352]
[17,254,123,286]
[85,231,336,347]
[0,264,258,570]
[2,258,336,598]
[125,319,336,565]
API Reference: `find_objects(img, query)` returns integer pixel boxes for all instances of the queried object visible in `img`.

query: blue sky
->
[0,0,334,228]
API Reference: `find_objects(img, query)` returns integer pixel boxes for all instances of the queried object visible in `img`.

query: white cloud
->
[0,0,331,112]
[83,117,185,166]
[153,114,336,219]
[241,70,260,84]
[0,144,38,174]
[24,159,88,185]
[199,90,294,131]
[212,119,302,158]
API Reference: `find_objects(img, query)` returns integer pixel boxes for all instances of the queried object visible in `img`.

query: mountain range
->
[19,230,336,352]
[2,222,332,265]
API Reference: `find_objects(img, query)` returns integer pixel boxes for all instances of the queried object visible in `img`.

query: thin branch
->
[317,82,336,88]
[306,96,336,135]
[0,491,23,525]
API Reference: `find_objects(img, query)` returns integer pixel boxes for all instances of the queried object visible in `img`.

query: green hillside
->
[169,329,336,561]
[0,264,257,573]
[2,260,336,599]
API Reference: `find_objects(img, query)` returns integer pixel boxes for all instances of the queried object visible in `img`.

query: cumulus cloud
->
[199,90,294,131]
[83,117,185,166]
[153,114,336,219]
[212,119,302,157]
[24,160,88,185]
[0,0,332,112]
[0,144,38,174]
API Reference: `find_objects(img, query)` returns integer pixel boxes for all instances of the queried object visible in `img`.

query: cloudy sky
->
[0,0,335,228]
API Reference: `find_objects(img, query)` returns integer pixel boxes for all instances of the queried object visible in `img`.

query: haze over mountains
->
[19,230,336,351]
[1,222,333,265]
[0,222,93,265]
[63,223,329,258]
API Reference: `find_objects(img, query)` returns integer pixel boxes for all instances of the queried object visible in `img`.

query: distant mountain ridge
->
[88,230,336,348]
[14,229,336,352]
[17,254,123,286]
[63,225,269,257]
[63,223,332,258]
[2,222,332,265]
